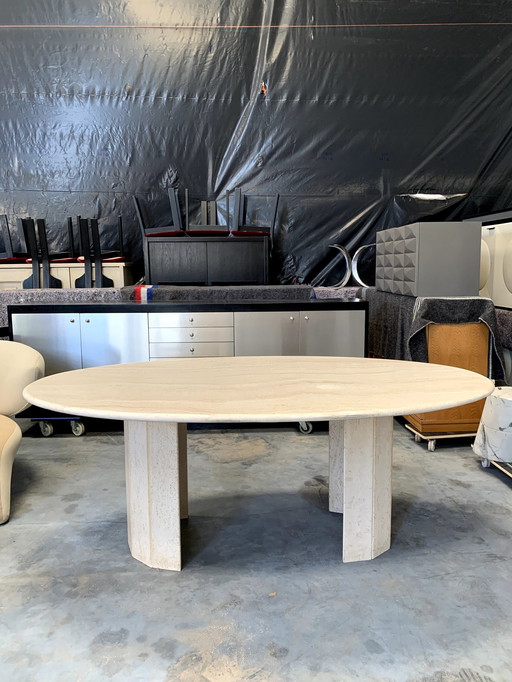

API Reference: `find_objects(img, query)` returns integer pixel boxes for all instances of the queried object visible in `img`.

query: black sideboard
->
[143,235,269,285]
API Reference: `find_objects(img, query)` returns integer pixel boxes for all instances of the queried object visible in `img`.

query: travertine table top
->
[23,356,494,423]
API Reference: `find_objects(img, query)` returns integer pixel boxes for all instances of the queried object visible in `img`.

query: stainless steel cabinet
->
[233,312,300,356]
[234,310,366,357]
[148,312,234,359]
[298,310,366,356]
[12,312,149,375]
[11,305,366,374]
[80,313,149,368]
[12,312,82,374]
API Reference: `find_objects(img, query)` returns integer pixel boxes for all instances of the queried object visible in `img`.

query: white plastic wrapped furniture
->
[473,386,512,469]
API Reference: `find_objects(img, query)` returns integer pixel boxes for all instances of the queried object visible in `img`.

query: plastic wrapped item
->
[1,1,512,282]
[473,387,512,464]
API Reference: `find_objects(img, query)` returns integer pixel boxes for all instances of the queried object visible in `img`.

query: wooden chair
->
[17,217,77,288]
[230,188,280,248]
[75,217,124,288]
[172,188,230,235]
[0,215,27,263]
[133,194,185,238]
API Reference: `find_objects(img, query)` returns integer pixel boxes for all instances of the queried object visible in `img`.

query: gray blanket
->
[408,297,505,380]
[120,284,313,302]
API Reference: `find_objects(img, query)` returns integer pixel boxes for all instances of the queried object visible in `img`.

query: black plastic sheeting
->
[1,1,512,285]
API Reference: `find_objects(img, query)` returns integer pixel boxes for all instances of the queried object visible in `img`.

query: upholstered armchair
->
[0,340,45,523]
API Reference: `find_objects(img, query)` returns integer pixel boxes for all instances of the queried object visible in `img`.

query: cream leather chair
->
[0,340,45,523]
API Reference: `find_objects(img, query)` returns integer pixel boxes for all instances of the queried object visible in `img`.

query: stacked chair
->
[75,216,125,288]
[17,217,78,288]
[13,215,124,289]
[0,215,27,264]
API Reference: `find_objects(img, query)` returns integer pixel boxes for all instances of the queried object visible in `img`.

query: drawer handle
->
[70,319,75,323]
[289,316,294,321]
[190,347,195,353]
[84,319,90,323]
[304,315,309,321]
[189,332,194,338]
[189,317,194,323]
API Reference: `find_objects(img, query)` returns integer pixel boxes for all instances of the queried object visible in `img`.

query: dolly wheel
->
[39,422,54,437]
[70,421,86,437]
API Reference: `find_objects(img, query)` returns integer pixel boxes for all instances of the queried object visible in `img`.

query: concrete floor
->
[0,419,511,682]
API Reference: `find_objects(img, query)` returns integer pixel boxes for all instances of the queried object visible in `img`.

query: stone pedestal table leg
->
[329,417,393,562]
[124,421,187,570]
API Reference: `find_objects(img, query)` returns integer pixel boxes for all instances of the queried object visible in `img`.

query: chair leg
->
[36,219,62,288]
[117,216,125,259]
[75,216,93,288]
[0,417,22,525]
[0,215,14,259]
[67,216,78,258]
[18,218,41,289]
[168,188,184,231]
[90,219,113,287]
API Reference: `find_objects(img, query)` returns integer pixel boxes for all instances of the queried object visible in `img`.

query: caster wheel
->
[299,421,313,435]
[481,458,491,468]
[427,439,436,452]
[414,434,421,442]
[39,421,54,437]
[70,421,85,437]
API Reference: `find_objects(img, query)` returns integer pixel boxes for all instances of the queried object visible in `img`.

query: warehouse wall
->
[1,1,511,283]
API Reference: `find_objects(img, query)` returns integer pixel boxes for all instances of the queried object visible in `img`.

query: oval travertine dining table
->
[23,356,494,570]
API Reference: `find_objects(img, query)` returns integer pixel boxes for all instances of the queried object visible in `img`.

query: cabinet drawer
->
[149,342,234,358]
[149,326,234,343]
[148,312,233,328]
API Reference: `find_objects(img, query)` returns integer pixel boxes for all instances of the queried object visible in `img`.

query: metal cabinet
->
[12,312,82,374]
[80,313,149,368]
[11,312,149,375]
[298,310,366,356]
[10,305,367,373]
[233,312,300,356]
[148,312,234,359]
[234,309,366,357]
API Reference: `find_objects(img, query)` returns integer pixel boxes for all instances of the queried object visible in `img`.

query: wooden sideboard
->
[143,236,268,285]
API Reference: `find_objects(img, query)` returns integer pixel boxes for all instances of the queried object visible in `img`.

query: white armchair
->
[0,340,45,523]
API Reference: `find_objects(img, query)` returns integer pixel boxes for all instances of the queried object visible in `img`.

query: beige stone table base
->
[329,417,393,562]
[124,421,188,570]
[124,416,393,570]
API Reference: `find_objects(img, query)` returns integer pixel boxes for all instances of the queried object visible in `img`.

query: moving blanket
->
[120,284,313,302]
[408,297,506,381]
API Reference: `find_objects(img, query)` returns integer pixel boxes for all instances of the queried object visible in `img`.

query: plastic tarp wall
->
[0,1,511,284]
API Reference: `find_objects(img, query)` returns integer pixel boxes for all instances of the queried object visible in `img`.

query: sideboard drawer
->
[149,342,234,358]
[149,326,234,343]
[148,312,233,328]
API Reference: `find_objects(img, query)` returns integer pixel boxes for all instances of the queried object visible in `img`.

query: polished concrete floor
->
[0,419,511,682]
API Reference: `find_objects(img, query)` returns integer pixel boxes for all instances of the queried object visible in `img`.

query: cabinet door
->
[207,240,268,284]
[234,311,300,356]
[11,312,82,375]
[80,313,149,368]
[298,310,366,357]
[147,240,208,285]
